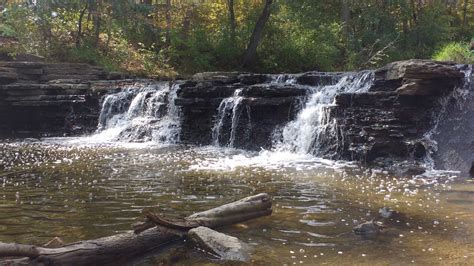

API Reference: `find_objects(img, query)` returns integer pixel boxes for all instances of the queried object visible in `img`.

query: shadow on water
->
[0,140,473,265]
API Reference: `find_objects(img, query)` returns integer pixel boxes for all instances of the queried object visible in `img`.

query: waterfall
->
[212,89,244,147]
[421,64,473,169]
[94,82,181,143]
[210,71,374,154]
[270,74,297,84]
[273,71,374,156]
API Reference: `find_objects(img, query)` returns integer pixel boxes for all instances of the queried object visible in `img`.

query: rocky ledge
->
[0,60,136,136]
[333,60,469,166]
[175,60,472,174]
[0,59,471,174]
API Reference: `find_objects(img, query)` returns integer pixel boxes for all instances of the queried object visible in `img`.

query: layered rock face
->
[431,64,473,175]
[0,61,132,136]
[0,59,471,173]
[175,60,470,170]
[333,60,467,165]
[175,72,341,150]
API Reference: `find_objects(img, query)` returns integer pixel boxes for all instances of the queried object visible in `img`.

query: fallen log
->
[0,193,272,265]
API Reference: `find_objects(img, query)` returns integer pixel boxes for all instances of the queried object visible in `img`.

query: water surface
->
[0,139,473,265]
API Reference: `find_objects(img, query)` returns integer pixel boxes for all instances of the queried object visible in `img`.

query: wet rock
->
[375,59,462,81]
[353,220,384,236]
[331,60,465,163]
[296,72,342,86]
[177,85,237,98]
[0,60,133,137]
[192,71,243,83]
[377,207,408,226]
[188,226,250,262]
[388,162,426,177]
[239,73,269,85]
[176,74,302,148]
[0,67,18,83]
[241,84,307,98]
[371,59,463,96]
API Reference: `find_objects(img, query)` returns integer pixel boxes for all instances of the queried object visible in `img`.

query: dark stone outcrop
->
[176,60,469,167]
[430,64,473,176]
[1,59,471,174]
[175,74,309,149]
[296,72,344,86]
[331,60,467,166]
[370,59,463,95]
[0,61,134,137]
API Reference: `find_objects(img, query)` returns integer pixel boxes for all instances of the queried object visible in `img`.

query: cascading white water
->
[273,71,374,156]
[270,74,297,84]
[93,82,181,143]
[421,64,473,169]
[212,89,244,147]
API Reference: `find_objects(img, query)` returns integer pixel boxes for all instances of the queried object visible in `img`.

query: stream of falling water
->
[272,71,374,156]
[212,89,244,147]
[91,82,181,144]
[421,64,473,169]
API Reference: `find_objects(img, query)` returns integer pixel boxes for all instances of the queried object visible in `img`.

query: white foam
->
[189,147,356,172]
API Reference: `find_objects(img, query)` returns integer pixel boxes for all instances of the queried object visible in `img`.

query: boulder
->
[188,226,250,262]
[242,84,308,98]
[239,73,269,85]
[353,220,384,236]
[192,72,244,82]
[296,72,343,86]
[0,67,18,83]
[372,59,464,96]
[376,59,462,81]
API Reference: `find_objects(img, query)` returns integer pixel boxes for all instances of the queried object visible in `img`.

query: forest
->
[1,1,474,265]
[0,0,473,77]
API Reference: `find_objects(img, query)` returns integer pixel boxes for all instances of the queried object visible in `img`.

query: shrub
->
[433,42,474,64]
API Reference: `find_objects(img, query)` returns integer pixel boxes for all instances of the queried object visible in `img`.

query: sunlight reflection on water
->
[0,139,473,265]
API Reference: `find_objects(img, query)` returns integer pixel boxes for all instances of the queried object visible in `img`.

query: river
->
[1,139,473,265]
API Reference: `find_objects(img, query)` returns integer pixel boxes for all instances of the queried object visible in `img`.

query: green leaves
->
[1,0,471,76]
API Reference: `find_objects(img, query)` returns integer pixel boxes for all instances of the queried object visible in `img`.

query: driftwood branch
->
[0,193,272,265]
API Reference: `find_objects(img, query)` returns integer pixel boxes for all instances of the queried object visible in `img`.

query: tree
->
[341,0,350,39]
[461,0,469,37]
[165,0,172,46]
[227,0,236,43]
[76,1,88,48]
[242,0,273,68]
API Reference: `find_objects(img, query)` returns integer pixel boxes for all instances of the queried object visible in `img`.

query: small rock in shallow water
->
[379,207,393,219]
[188,226,250,262]
[353,221,384,236]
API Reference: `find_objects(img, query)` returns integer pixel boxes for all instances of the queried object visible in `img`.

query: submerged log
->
[0,193,272,265]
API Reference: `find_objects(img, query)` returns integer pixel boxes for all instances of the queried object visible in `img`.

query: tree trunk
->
[228,0,236,43]
[76,3,88,48]
[181,4,195,42]
[341,0,350,38]
[165,0,172,46]
[93,0,102,47]
[410,0,417,24]
[0,194,272,265]
[461,0,469,37]
[242,0,273,68]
